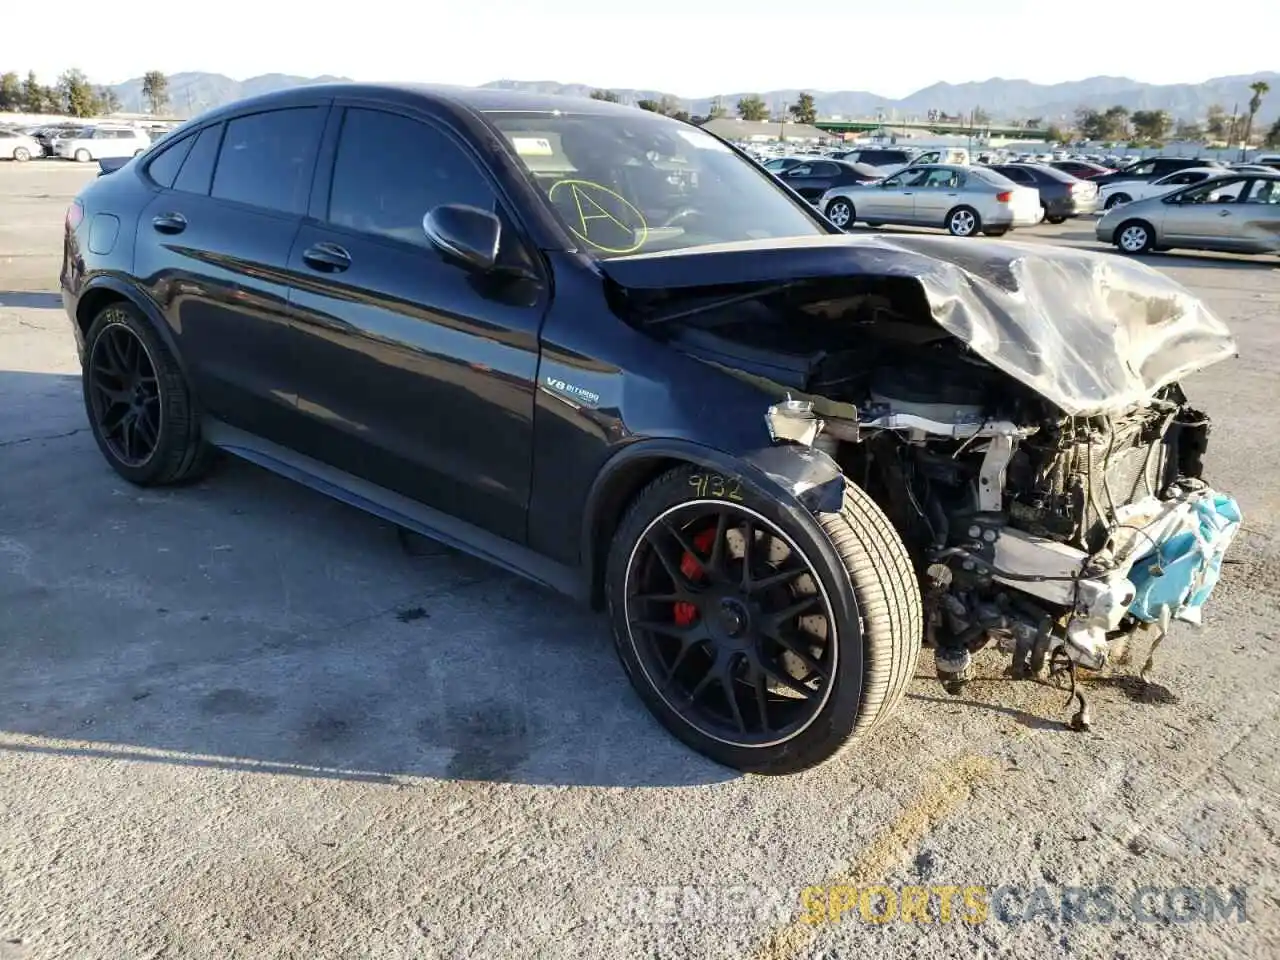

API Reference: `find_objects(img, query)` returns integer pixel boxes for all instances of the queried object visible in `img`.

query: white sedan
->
[1099,167,1222,210]
[0,129,40,162]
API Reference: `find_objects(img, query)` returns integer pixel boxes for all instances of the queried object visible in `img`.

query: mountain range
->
[107,71,1280,124]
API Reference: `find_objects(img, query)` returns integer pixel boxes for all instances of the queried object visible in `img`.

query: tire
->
[946,205,981,237]
[82,302,215,486]
[982,227,1009,237]
[1114,219,1154,254]
[1045,214,1067,224]
[605,465,922,774]
[12,147,30,163]
[1104,193,1130,210]
[74,148,91,163]
[825,197,855,229]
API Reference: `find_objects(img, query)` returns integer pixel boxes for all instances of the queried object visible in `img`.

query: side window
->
[172,124,222,195]
[880,171,911,188]
[811,162,839,177]
[1179,178,1245,203]
[327,108,497,248]
[1126,161,1156,177]
[1240,179,1280,204]
[211,107,324,215]
[920,168,960,188]
[787,164,814,176]
[143,133,195,188]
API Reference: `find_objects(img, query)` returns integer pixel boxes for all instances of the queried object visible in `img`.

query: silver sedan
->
[1096,172,1280,256]
[818,164,1041,237]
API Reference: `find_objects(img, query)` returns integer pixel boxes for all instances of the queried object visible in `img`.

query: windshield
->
[485,110,827,258]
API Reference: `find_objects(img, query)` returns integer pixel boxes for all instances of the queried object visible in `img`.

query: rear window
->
[970,167,1017,188]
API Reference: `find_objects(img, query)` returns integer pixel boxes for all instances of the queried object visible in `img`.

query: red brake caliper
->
[672,527,718,627]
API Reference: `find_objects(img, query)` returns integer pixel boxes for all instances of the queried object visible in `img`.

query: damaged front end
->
[605,233,1242,729]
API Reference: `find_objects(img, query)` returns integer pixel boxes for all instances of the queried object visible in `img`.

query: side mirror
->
[423,204,501,272]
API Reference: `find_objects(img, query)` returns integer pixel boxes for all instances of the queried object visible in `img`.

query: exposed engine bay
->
[611,237,1242,730]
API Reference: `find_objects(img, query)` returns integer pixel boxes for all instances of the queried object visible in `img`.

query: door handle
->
[151,212,187,234]
[302,242,351,273]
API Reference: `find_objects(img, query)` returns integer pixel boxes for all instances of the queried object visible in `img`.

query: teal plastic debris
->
[1127,492,1242,626]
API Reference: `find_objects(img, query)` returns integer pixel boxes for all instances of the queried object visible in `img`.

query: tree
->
[972,107,990,126]
[1205,104,1228,140]
[57,69,99,117]
[1045,124,1065,144]
[1026,116,1044,129]
[1074,108,1105,140]
[1103,105,1130,140]
[1240,80,1270,147]
[658,95,681,117]
[1174,119,1204,141]
[707,97,728,120]
[1131,109,1171,142]
[141,71,169,115]
[589,89,619,103]
[736,95,768,121]
[672,110,691,123]
[21,71,44,114]
[96,86,121,114]
[788,92,817,124]
[1268,117,1280,148]
[636,99,660,112]
[0,72,21,111]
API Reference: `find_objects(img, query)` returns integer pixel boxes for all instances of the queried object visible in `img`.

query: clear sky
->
[3,0,1276,96]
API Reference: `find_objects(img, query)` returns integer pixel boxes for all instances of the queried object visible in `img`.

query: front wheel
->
[825,197,855,229]
[12,147,31,162]
[1115,220,1154,254]
[73,148,91,163]
[605,466,922,774]
[946,206,981,237]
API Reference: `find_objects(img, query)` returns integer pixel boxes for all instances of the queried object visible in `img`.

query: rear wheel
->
[1115,220,1154,254]
[946,206,981,237]
[825,197,855,229]
[73,148,91,163]
[82,303,214,485]
[605,466,922,774]
[1045,213,1067,224]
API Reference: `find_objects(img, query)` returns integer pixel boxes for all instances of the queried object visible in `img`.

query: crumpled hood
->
[600,233,1237,416]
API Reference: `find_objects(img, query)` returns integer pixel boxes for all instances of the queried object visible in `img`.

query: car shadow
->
[0,290,62,310]
[0,369,736,789]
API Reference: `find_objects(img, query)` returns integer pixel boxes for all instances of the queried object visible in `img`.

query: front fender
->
[581,437,846,602]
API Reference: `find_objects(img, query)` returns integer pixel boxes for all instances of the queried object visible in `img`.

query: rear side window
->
[173,124,222,195]
[211,107,324,215]
[144,134,194,188]
[327,108,496,248]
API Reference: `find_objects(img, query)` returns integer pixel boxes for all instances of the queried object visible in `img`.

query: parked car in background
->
[0,128,40,162]
[761,156,808,174]
[1099,166,1222,210]
[1097,172,1280,255]
[875,147,970,178]
[1051,159,1113,179]
[1091,156,1222,188]
[1245,155,1280,171]
[820,163,1039,236]
[831,147,915,170]
[55,125,151,163]
[774,159,882,203]
[987,162,1098,222]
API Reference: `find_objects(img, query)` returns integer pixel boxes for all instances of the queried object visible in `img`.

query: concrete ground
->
[1,161,1278,960]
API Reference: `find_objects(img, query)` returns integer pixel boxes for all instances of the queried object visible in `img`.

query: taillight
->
[66,200,83,231]
[995,191,1013,203]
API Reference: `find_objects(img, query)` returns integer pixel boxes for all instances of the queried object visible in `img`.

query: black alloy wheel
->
[622,500,838,747]
[87,322,162,467]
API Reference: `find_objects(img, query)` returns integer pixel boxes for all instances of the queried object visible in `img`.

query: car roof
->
[192,81,653,124]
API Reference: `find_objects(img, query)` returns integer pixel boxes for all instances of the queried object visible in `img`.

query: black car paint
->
[774,160,880,201]
[61,83,846,605]
[989,163,1085,218]
[1089,157,1215,186]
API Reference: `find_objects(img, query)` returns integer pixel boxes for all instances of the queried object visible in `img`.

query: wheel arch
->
[581,438,847,609]
[76,279,190,379]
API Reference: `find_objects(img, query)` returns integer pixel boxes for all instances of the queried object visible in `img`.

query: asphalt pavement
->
[1,161,1278,960]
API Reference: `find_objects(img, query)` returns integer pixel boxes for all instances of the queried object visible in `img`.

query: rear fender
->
[76,275,189,379]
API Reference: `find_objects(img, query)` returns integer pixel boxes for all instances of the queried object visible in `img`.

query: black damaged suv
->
[61,84,1234,772]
